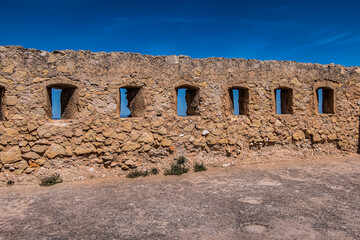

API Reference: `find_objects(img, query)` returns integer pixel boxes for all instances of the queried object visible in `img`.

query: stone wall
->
[0,45,359,176]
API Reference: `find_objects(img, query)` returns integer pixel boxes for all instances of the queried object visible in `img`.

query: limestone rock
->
[1,146,22,164]
[7,96,18,106]
[142,144,152,152]
[35,139,51,145]
[19,141,28,147]
[84,130,96,142]
[206,135,218,145]
[212,129,222,136]
[138,132,154,143]
[33,77,48,83]
[31,145,48,154]
[275,120,284,127]
[14,160,28,170]
[158,126,168,135]
[218,138,229,144]
[161,139,172,147]
[328,134,337,141]
[103,130,115,138]
[4,128,18,137]
[74,143,96,155]
[22,152,41,160]
[37,124,55,138]
[293,130,305,141]
[57,65,68,73]
[27,122,39,132]
[122,142,141,152]
[75,129,84,137]
[151,118,164,128]
[2,64,14,74]
[25,168,35,174]
[35,158,46,166]
[193,138,206,147]
[312,134,321,143]
[202,130,210,136]
[45,144,66,159]
[124,159,137,168]
[165,55,179,64]
[122,122,133,133]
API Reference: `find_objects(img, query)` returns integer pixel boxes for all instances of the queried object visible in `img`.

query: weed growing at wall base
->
[126,170,148,178]
[164,156,189,176]
[194,162,207,172]
[40,173,63,186]
[7,180,14,186]
[126,168,159,178]
[150,167,159,175]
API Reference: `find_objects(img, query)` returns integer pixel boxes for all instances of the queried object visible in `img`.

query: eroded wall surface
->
[0,46,359,175]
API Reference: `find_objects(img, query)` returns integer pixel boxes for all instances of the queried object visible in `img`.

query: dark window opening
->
[176,86,200,116]
[47,85,77,119]
[316,87,334,114]
[275,88,293,114]
[0,87,4,120]
[229,87,249,115]
[120,87,144,118]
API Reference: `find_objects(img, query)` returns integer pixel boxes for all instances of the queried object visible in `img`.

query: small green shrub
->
[164,163,189,176]
[164,156,189,176]
[194,162,207,172]
[7,180,14,186]
[142,170,149,177]
[126,170,143,178]
[40,174,63,187]
[126,170,150,178]
[176,156,186,165]
[150,168,159,175]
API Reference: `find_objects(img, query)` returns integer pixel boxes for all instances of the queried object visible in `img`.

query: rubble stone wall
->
[0,46,359,175]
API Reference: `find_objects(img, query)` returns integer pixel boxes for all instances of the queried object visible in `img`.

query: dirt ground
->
[0,155,359,240]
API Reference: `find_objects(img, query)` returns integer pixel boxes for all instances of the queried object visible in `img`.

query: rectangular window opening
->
[47,86,77,119]
[120,87,144,118]
[317,88,334,114]
[275,88,293,114]
[229,88,249,115]
[177,87,200,116]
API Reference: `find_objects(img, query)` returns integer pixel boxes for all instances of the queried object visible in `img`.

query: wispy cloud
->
[294,32,351,49]
[332,33,360,46]
[311,33,350,46]
[104,16,293,33]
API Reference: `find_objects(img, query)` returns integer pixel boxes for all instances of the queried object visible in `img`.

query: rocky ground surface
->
[0,144,344,186]
[0,155,359,240]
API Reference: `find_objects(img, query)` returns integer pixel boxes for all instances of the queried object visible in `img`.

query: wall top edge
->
[1,45,359,69]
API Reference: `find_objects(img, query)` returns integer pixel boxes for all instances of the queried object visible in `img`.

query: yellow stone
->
[57,66,68,73]
[2,65,14,74]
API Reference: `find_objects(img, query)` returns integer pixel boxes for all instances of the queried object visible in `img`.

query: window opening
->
[119,87,143,118]
[316,87,334,114]
[275,88,293,114]
[47,85,77,119]
[51,88,62,119]
[176,87,200,116]
[229,88,249,115]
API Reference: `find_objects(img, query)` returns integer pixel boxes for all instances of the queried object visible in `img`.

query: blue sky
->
[177,89,187,116]
[51,88,62,119]
[1,0,360,66]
